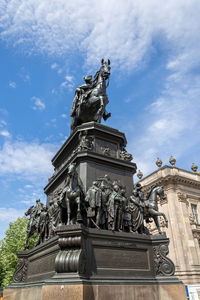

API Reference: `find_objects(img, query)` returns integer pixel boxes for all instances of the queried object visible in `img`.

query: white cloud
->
[129,70,200,176]
[8,81,17,88]
[0,1,200,70]
[60,75,75,90]
[0,140,55,178]
[0,130,10,137]
[45,118,57,128]
[19,67,31,82]
[0,207,24,221]
[1,0,200,177]
[31,96,46,111]
[0,207,25,238]
[24,184,33,188]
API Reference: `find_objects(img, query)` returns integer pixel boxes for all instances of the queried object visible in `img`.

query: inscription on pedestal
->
[94,248,149,270]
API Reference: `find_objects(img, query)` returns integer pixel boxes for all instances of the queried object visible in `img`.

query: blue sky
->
[0,0,200,238]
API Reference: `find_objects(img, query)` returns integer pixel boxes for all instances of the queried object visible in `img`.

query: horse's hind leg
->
[148,208,168,229]
[161,212,168,227]
[153,216,162,234]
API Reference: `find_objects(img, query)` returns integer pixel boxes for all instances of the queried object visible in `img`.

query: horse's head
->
[157,185,164,195]
[147,185,164,202]
[25,205,34,216]
[154,185,165,201]
[68,163,76,175]
[100,58,111,80]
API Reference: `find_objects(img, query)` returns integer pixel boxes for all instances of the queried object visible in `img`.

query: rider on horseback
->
[71,75,94,117]
[70,59,111,132]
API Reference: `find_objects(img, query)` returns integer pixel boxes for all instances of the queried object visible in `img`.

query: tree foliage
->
[0,217,38,288]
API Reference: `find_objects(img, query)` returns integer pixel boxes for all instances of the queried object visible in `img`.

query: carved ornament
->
[101,147,111,156]
[177,192,189,206]
[192,229,200,239]
[13,258,28,283]
[153,244,175,276]
[55,235,86,275]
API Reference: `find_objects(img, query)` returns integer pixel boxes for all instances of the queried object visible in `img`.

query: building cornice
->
[140,166,200,191]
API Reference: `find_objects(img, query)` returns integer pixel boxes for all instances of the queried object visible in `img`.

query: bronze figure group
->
[25,163,168,247]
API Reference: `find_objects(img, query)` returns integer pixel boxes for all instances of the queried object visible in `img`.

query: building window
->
[191,204,199,224]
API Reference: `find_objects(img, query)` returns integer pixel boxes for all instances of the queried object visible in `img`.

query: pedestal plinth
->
[4,225,187,300]
[44,122,137,200]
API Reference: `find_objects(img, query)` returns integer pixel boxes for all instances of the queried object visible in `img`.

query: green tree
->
[0,217,38,288]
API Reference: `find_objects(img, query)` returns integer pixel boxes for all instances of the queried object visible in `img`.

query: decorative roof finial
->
[191,163,198,172]
[137,170,143,180]
[169,155,176,166]
[156,158,162,168]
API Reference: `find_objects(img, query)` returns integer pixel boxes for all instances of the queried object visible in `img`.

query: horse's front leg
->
[66,197,71,225]
[148,208,168,228]
[97,96,104,122]
[161,212,168,227]
[153,216,162,234]
[76,195,83,223]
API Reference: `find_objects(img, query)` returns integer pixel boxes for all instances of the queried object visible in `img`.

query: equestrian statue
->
[70,59,111,131]
[24,199,45,248]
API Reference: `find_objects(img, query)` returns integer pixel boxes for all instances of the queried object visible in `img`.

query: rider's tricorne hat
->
[83,75,92,82]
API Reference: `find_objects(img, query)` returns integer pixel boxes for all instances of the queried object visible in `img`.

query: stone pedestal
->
[4,123,187,300]
[44,122,137,200]
[4,226,187,300]
[4,283,187,300]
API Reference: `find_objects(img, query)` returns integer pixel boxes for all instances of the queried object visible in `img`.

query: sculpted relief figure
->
[107,181,126,231]
[99,175,112,229]
[124,183,147,234]
[70,59,111,131]
[85,181,102,228]
[48,191,63,238]
[38,206,48,244]
[77,130,94,152]
[119,148,133,161]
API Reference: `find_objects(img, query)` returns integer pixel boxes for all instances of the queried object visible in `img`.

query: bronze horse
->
[144,186,168,234]
[71,59,111,131]
[59,163,85,225]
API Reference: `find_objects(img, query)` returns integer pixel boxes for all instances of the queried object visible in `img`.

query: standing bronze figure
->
[85,181,102,228]
[107,181,125,231]
[125,183,146,234]
[70,59,111,131]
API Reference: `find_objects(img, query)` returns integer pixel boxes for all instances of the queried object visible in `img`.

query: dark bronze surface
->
[70,59,111,131]
[13,225,176,285]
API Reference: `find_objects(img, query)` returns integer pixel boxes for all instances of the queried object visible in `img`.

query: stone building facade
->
[140,165,200,285]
